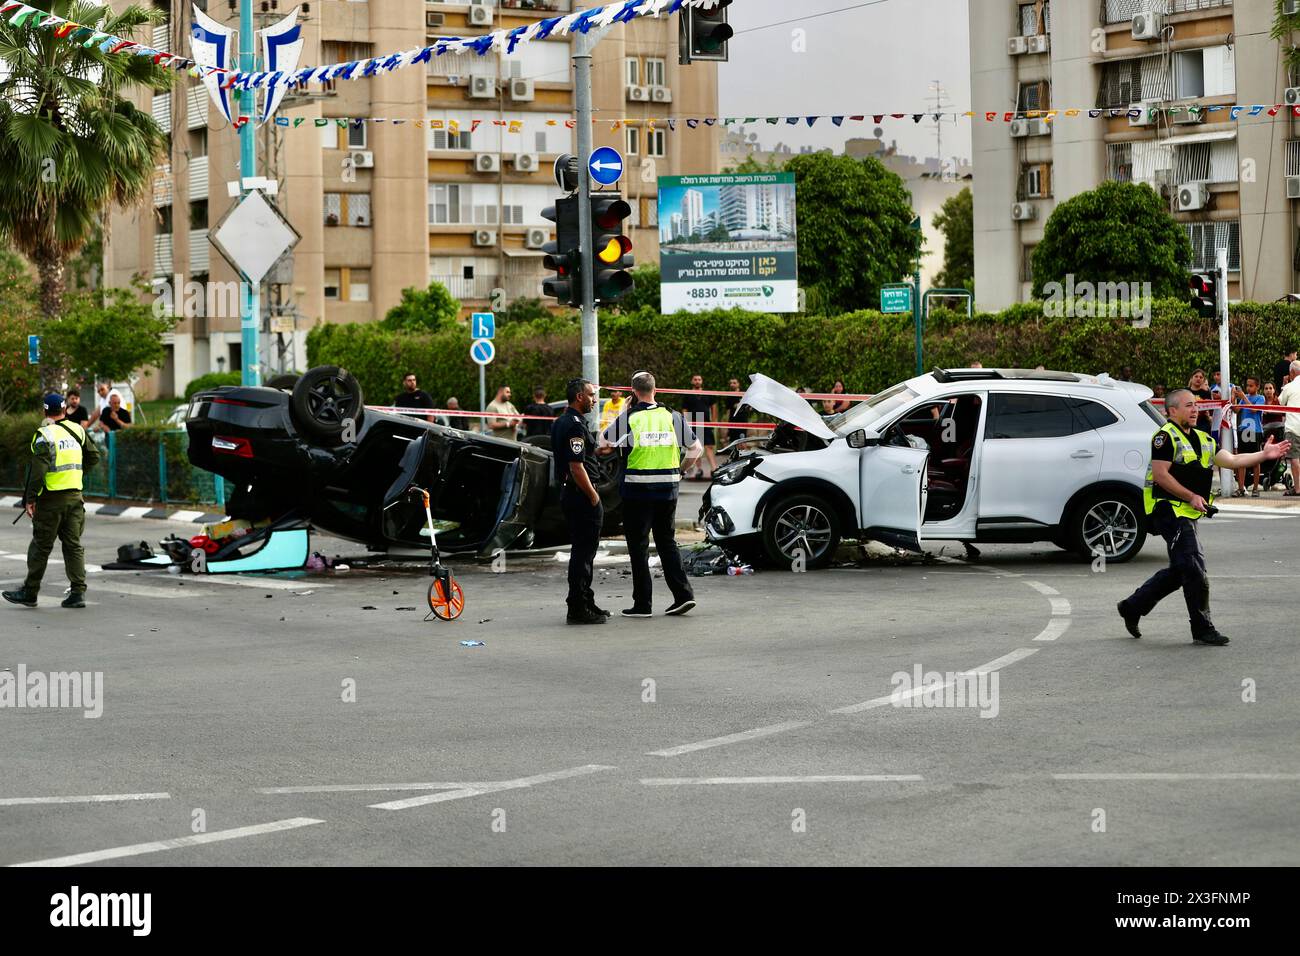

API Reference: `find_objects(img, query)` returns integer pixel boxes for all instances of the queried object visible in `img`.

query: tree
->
[1032,181,1194,300]
[42,282,178,385]
[932,187,974,292]
[0,243,40,414]
[0,2,172,389]
[499,296,556,325]
[379,281,462,332]
[784,153,921,314]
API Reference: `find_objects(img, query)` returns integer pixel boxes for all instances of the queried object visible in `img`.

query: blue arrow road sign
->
[27,335,39,365]
[588,146,624,186]
[471,312,495,340]
[470,338,496,366]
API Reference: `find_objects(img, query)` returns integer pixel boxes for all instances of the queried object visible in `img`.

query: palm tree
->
[0,1,172,387]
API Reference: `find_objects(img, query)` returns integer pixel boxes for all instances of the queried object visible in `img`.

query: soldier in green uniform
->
[3,393,100,609]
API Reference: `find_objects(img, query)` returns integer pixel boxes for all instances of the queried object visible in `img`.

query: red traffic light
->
[593,199,632,231]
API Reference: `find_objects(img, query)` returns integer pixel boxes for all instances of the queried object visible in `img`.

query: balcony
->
[189,156,209,200]
[430,274,544,302]
[190,229,210,273]
[1102,0,1232,26]
[153,233,172,277]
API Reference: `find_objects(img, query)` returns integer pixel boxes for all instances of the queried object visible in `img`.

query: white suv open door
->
[859,443,928,551]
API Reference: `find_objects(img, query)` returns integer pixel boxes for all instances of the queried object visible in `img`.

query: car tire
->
[1067,491,1146,563]
[290,366,365,445]
[266,373,299,392]
[761,494,841,570]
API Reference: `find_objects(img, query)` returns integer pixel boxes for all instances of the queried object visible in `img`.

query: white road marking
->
[641,775,924,786]
[89,582,193,600]
[184,575,331,591]
[9,817,325,867]
[1033,619,1072,642]
[259,782,475,794]
[369,765,615,811]
[646,721,814,758]
[0,497,20,508]
[1053,773,1300,782]
[831,647,1040,715]
[169,510,203,522]
[0,792,170,807]
[1048,597,1072,616]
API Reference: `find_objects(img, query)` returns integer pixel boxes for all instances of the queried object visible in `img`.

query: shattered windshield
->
[826,383,919,435]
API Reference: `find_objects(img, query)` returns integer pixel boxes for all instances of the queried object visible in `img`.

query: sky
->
[717,0,973,165]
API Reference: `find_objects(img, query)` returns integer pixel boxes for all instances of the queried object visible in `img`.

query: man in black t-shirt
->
[1118,388,1290,646]
[64,389,90,427]
[680,374,716,479]
[551,378,607,626]
[1275,348,1298,393]
[522,386,556,439]
[392,373,435,419]
[97,393,131,432]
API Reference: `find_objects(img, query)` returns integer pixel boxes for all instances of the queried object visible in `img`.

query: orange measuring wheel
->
[427,577,465,621]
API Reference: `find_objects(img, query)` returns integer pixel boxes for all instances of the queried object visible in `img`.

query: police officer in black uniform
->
[551,378,609,625]
[1118,387,1290,645]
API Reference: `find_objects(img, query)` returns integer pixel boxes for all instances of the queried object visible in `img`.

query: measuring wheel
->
[427,576,465,621]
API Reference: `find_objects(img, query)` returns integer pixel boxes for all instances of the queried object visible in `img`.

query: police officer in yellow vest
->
[600,371,703,618]
[3,393,100,609]
[1118,387,1290,645]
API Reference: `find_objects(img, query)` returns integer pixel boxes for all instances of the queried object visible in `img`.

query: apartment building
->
[105,0,718,399]
[970,0,1295,309]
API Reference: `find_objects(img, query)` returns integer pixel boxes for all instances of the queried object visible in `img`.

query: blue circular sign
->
[470,338,495,366]
[588,147,624,186]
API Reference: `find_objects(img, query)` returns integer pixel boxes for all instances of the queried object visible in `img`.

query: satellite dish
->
[873,127,884,139]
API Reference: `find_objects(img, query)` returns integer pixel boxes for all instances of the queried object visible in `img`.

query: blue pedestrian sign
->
[27,334,39,365]
[588,147,624,186]
[470,338,496,366]
[471,312,495,340]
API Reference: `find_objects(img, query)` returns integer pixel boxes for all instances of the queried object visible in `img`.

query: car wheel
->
[1069,492,1145,563]
[761,494,841,570]
[290,366,364,444]
[266,373,299,392]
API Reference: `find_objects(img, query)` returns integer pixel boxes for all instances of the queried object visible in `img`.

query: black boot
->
[1117,600,1142,639]
[61,591,87,609]
[2,588,38,608]
[1192,628,1230,646]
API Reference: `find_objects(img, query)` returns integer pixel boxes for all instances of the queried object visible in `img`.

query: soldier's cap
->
[43,393,66,414]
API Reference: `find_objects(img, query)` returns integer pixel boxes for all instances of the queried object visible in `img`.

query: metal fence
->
[0,430,225,507]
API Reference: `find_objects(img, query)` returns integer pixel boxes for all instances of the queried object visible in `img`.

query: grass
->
[136,398,184,426]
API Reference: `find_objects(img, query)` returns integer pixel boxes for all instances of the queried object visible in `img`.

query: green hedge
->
[184,371,241,399]
[307,300,1300,407]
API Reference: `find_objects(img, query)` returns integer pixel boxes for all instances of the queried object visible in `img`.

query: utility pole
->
[572,26,611,422]
[237,0,260,386]
[1216,246,1233,498]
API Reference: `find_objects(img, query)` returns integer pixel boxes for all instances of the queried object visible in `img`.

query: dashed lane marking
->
[1033,619,1072,642]
[9,817,325,867]
[1053,773,1300,782]
[646,721,815,758]
[259,782,476,795]
[0,792,170,807]
[641,775,924,786]
[829,646,1041,715]
[369,764,615,811]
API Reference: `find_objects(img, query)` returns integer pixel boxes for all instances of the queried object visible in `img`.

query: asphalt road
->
[2,504,1298,867]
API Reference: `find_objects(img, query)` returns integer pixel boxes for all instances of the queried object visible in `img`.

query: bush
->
[0,411,42,491]
[184,371,241,399]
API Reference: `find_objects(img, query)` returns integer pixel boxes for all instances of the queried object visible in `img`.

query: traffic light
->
[681,0,732,64]
[590,192,634,305]
[1189,272,1218,319]
[542,195,581,306]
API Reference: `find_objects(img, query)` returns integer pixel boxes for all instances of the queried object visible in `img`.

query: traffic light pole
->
[238,0,260,386]
[1216,246,1233,498]
[573,29,607,417]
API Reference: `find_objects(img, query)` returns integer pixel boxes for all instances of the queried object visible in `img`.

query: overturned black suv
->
[186,366,622,556]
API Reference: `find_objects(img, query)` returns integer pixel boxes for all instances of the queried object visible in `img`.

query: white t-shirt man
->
[1278,379,1300,436]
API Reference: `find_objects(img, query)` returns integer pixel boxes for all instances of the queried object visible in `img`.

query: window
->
[644,58,666,88]
[189,127,207,158]
[1017,80,1050,113]
[323,269,340,299]
[626,127,640,155]
[463,263,475,280]
[625,57,639,86]
[1185,221,1241,272]
[1068,398,1119,431]
[1096,56,1169,110]
[157,203,173,235]
[1173,139,1238,186]
[430,127,474,150]
[1174,46,1235,100]
[647,129,666,158]
[347,194,370,227]
[535,131,547,153]
[1021,246,1036,283]
[347,123,367,149]
[644,197,659,227]
[1018,1,1049,36]
[1020,163,1052,199]
[348,268,370,302]
[324,193,342,226]
[189,199,208,229]
[323,193,370,227]
[986,394,1076,440]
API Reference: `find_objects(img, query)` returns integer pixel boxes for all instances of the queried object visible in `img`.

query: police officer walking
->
[3,393,101,609]
[600,371,702,618]
[1118,387,1290,645]
[551,378,609,625]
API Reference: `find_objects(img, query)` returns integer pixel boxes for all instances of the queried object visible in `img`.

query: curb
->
[2,496,226,526]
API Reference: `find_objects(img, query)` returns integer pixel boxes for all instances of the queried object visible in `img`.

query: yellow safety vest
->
[33,420,86,493]
[624,404,681,498]
[1143,421,1214,520]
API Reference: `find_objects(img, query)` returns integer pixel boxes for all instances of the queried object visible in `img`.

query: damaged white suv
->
[701,369,1160,569]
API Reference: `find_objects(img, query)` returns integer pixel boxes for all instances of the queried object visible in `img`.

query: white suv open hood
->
[739,374,837,441]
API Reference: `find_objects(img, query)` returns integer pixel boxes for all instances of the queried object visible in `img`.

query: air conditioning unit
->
[469,76,496,99]
[1286,87,1300,106]
[1011,202,1037,221]
[651,85,672,103]
[348,150,373,169]
[626,85,649,102]
[1132,11,1163,41]
[1129,101,1158,127]
[468,4,493,27]
[1008,36,1029,56]
[1287,176,1300,200]
[472,229,497,248]
[1177,182,1209,212]
[1010,118,1050,138]
[513,152,538,172]
[425,11,444,29]
[474,152,500,173]
[510,78,535,102]
[1172,108,1205,126]
[1027,34,1050,54]
[525,227,549,250]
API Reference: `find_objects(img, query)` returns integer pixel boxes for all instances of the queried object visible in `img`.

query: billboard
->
[657,172,798,313]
